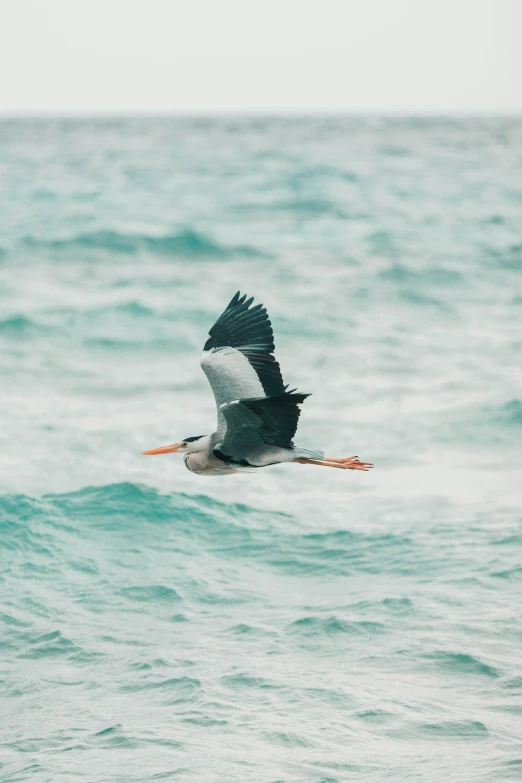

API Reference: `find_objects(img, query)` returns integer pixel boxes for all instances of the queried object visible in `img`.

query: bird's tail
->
[292,447,324,461]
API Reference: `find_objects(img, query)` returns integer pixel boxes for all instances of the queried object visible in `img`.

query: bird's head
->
[142,435,205,456]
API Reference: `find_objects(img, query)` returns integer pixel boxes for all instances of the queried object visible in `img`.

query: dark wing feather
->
[204,292,286,397]
[219,390,310,454]
[239,391,309,448]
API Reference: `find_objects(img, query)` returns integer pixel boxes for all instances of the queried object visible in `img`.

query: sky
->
[1,0,521,114]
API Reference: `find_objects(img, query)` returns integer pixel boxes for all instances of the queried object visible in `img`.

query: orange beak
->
[142,443,182,456]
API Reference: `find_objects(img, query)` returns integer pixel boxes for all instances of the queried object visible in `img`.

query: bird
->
[142,292,373,476]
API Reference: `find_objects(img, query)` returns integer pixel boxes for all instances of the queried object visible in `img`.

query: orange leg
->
[292,456,373,471]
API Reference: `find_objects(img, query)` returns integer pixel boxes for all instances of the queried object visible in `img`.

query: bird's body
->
[143,292,373,476]
[181,437,309,477]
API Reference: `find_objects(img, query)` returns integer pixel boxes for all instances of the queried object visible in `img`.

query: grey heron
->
[142,292,374,476]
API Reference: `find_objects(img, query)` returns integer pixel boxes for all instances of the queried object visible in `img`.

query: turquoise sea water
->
[1,118,521,782]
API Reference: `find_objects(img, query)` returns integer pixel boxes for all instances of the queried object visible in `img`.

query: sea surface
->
[0,117,521,782]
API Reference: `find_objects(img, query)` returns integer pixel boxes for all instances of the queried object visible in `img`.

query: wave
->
[288,615,386,637]
[444,399,522,446]
[421,651,499,678]
[287,162,359,184]
[416,720,488,739]
[0,315,39,334]
[92,301,155,318]
[378,263,465,286]
[23,228,269,259]
[484,243,522,270]
[0,303,193,352]
[119,585,182,603]
[0,483,415,577]
[19,630,96,662]
[0,303,155,327]
[232,198,348,218]
[0,483,271,545]
[381,144,411,157]
[120,676,201,703]
[490,399,522,426]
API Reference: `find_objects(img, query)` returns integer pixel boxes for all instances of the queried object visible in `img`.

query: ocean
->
[0,117,521,782]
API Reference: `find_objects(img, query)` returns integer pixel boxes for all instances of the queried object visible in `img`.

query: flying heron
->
[142,292,373,476]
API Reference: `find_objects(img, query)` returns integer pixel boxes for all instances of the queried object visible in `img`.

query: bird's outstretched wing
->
[201,292,287,430]
[215,391,310,460]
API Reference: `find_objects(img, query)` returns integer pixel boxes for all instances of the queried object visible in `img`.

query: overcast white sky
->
[1,0,521,114]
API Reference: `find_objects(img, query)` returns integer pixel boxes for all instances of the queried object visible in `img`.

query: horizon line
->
[1,109,522,119]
